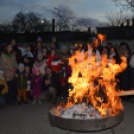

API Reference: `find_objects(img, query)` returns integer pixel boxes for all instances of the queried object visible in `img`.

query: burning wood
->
[55,102,116,120]
[55,34,127,118]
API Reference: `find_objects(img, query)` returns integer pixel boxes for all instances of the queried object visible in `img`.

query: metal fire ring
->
[49,106,124,132]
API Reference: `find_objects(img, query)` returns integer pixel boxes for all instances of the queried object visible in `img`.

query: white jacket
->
[130,55,134,68]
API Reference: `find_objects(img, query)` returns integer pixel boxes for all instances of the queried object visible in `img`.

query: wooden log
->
[116,90,134,96]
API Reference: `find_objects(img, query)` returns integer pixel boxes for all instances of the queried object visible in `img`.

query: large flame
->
[57,34,127,117]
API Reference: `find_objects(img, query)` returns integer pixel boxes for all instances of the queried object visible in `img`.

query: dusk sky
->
[0,0,120,24]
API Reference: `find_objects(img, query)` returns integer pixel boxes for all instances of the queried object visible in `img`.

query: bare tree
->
[13,11,27,32]
[50,5,76,31]
[12,11,51,33]
[112,0,134,12]
[105,10,126,26]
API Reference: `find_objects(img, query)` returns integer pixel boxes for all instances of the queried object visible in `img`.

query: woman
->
[33,52,47,76]
[119,49,131,91]
[46,48,61,72]
[108,47,121,64]
[1,44,18,104]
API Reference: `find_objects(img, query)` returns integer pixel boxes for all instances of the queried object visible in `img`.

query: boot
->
[24,101,28,105]
[52,98,57,104]
[18,101,21,106]
[48,96,52,102]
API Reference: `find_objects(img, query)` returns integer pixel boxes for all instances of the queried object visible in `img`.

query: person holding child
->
[1,43,18,104]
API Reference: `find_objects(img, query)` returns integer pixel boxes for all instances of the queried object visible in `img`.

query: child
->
[33,52,47,76]
[59,64,68,99]
[14,63,28,105]
[0,70,8,108]
[25,66,32,99]
[31,66,43,104]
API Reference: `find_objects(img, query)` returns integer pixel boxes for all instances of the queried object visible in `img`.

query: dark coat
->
[13,46,22,64]
[22,54,34,73]
[59,70,68,86]
[119,57,131,90]
[42,72,61,94]
[31,75,43,96]
[14,74,29,89]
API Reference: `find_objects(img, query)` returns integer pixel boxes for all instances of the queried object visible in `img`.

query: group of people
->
[0,36,134,108]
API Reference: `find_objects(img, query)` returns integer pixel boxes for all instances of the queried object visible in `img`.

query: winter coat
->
[42,72,61,93]
[22,52,34,72]
[130,55,134,68]
[0,78,8,94]
[43,53,51,61]
[46,55,61,72]
[14,73,29,89]
[59,71,68,86]
[0,52,18,82]
[119,57,131,91]
[31,75,43,96]
[13,46,22,64]
[33,60,47,75]
[67,65,72,77]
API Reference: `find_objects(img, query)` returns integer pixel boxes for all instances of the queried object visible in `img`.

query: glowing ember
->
[56,34,127,118]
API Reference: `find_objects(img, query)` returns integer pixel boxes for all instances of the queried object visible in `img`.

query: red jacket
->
[46,55,61,72]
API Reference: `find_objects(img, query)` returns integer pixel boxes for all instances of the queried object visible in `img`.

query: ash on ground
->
[56,102,113,120]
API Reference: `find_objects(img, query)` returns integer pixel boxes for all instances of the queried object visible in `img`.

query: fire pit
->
[49,34,127,132]
[49,105,124,132]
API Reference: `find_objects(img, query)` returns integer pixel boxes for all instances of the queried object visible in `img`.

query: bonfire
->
[55,34,127,120]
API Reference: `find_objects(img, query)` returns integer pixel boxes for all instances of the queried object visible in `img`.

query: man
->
[40,66,61,104]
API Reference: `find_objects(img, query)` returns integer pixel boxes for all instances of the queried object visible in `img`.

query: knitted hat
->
[52,37,56,42]
[61,46,68,51]
[18,63,25,69]
[0,70,4,75]
[37,37,43,42]
[37,52,43,58]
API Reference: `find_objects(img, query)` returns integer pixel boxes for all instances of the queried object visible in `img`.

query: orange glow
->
[57,34,127,117]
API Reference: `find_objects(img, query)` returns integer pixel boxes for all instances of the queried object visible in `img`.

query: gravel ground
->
[0,98,134,134]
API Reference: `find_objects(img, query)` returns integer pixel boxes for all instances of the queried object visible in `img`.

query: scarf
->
[19,71,24,85]
[109,53,116,59]
[8,53,12,58]
[35,60,44,68]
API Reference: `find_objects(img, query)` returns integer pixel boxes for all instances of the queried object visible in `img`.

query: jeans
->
[6,80,14,102]
[0,97,4,104]
[39,86,57,101]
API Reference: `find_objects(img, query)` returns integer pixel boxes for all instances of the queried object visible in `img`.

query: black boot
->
[18,101,21,105]
[24,101,28,105]
[52,98,57,104]
[48,96,52,102]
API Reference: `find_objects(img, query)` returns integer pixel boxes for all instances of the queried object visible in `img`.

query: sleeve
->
[130,55,134,68]
[52,74,61,88]
[38,77,43,83]
[31,77,35,84]
[0,54,13,70]
[1,82,8,94]
[13,54,18,69]
[0,85,5,93]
